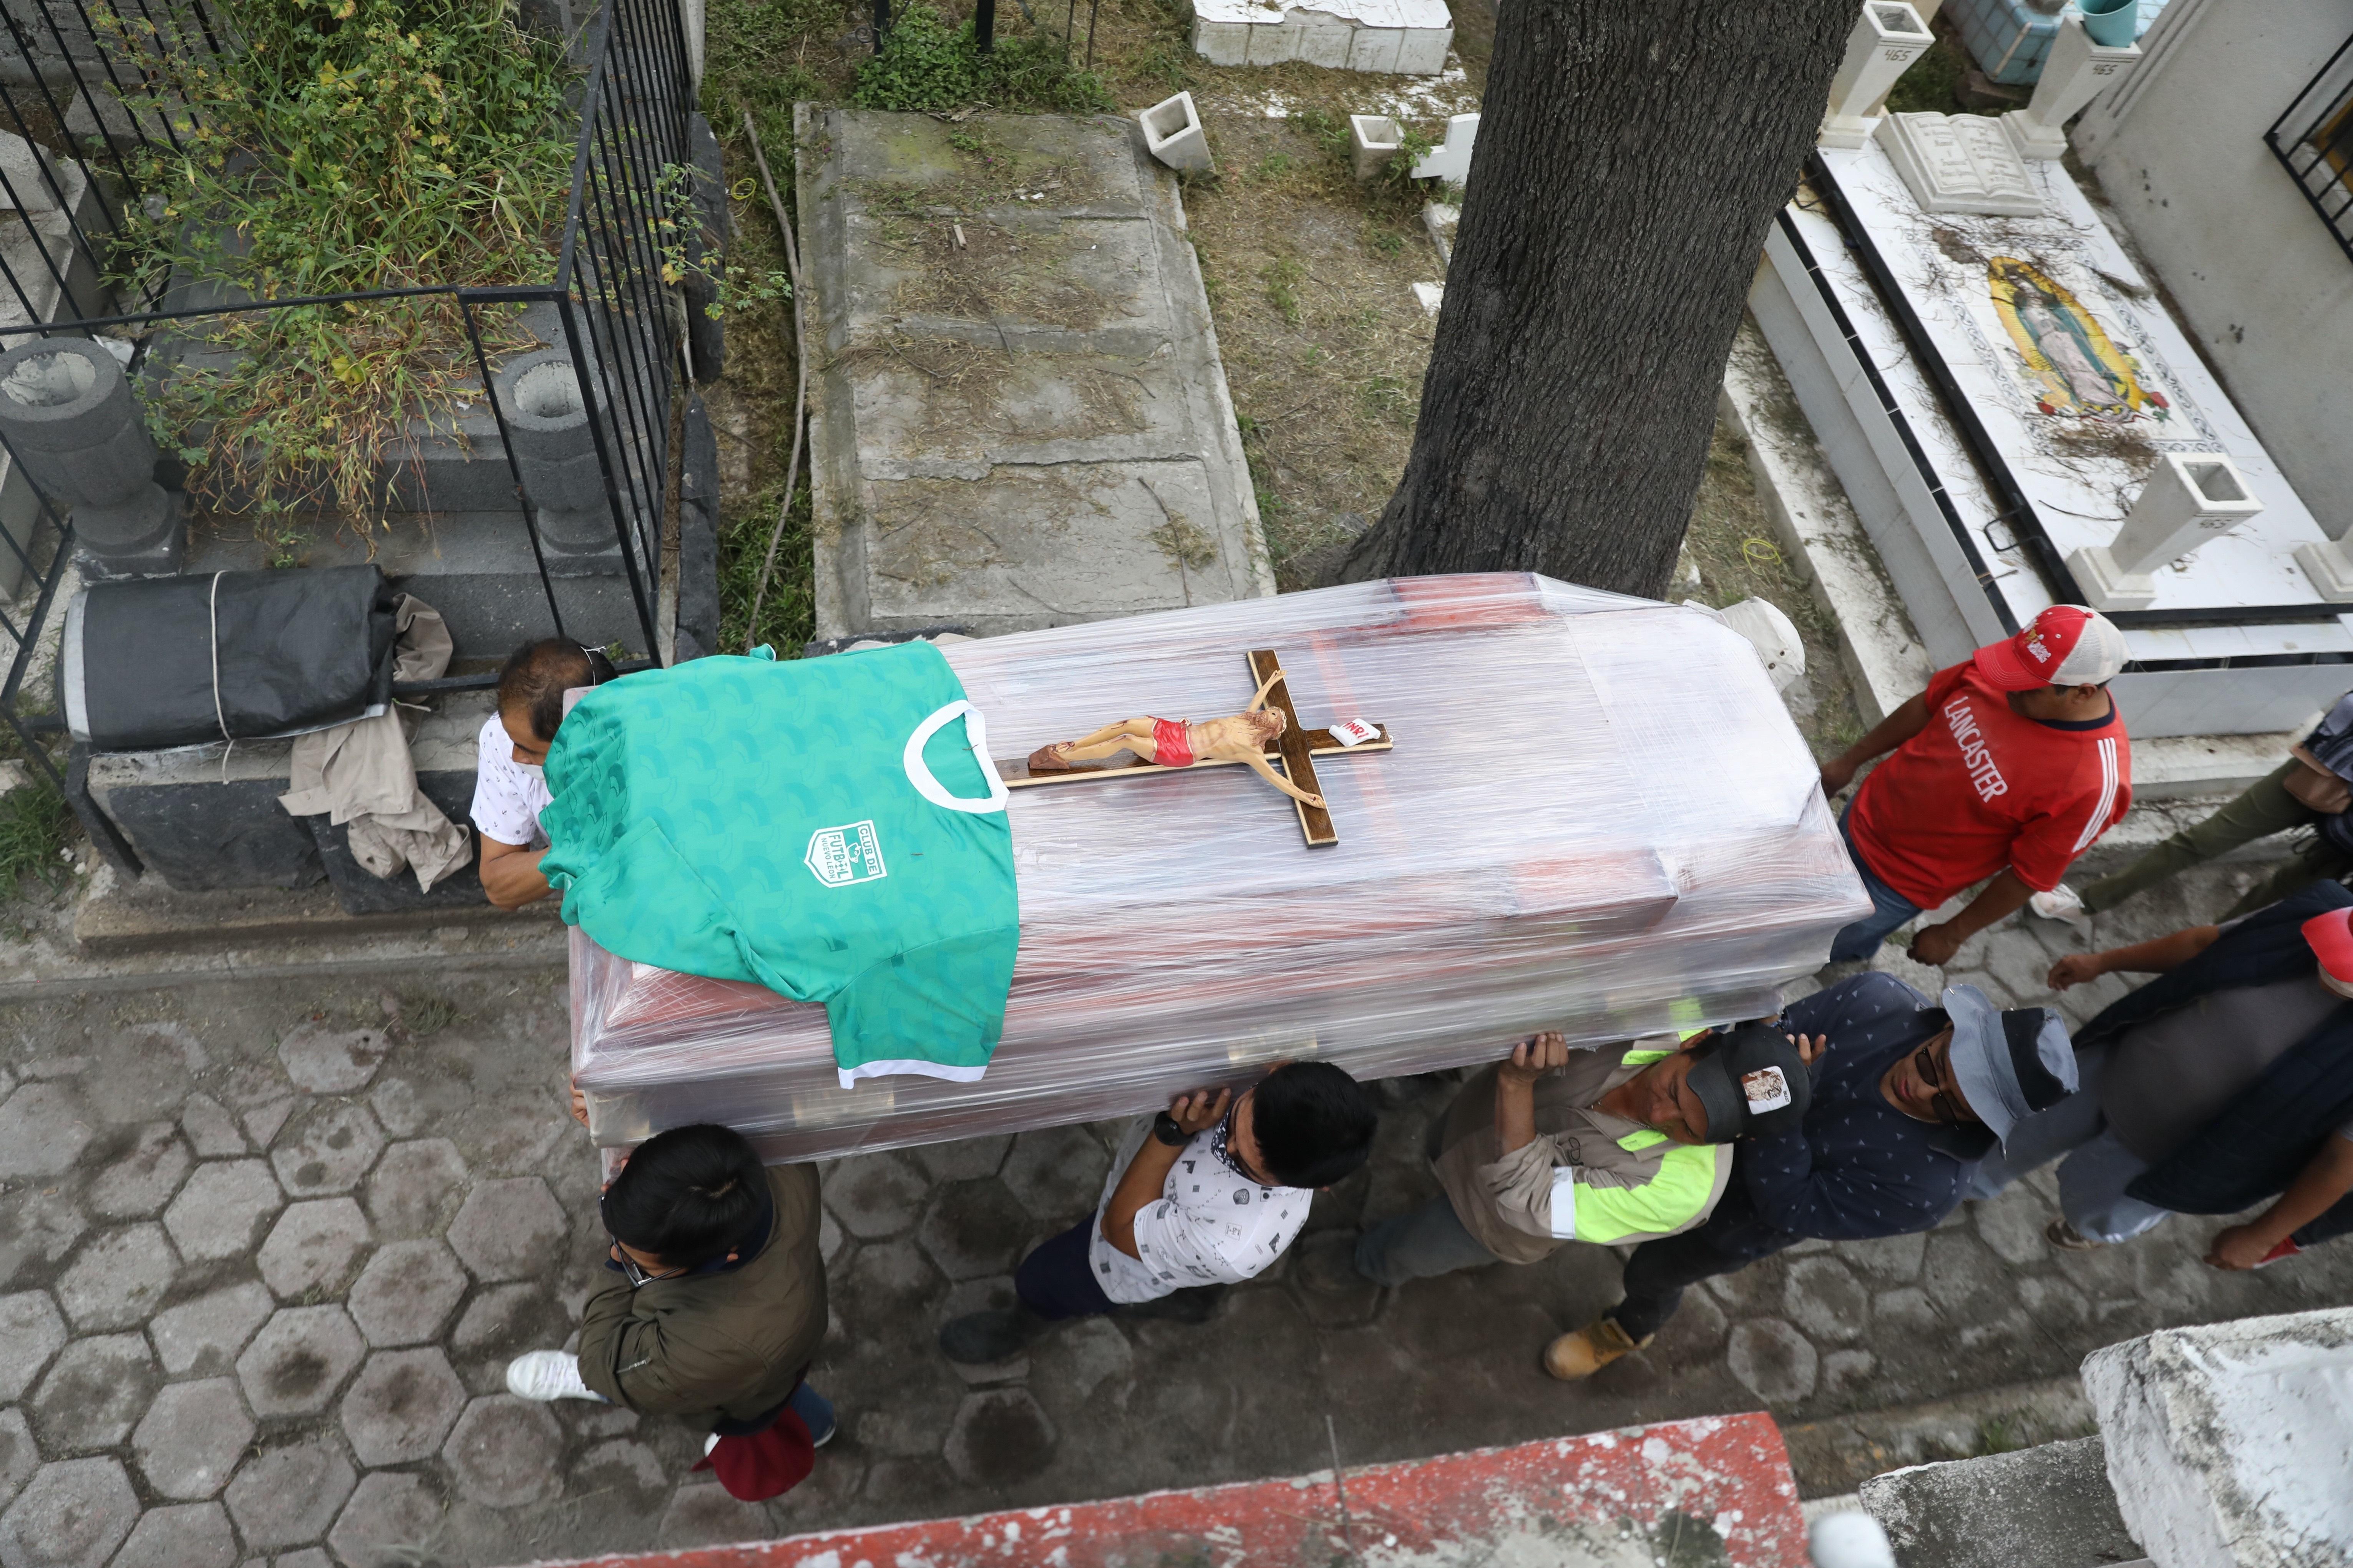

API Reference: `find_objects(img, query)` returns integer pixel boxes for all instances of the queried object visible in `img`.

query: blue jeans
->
[1965,1044,2171,1243]
[1353,1196,1502,1286]
[1014,1217,1119,1319]
[1830,806,1924,963]
[786,1381,835,1444]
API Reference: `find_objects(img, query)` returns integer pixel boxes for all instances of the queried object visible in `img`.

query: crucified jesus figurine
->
[1025,668,1327,808]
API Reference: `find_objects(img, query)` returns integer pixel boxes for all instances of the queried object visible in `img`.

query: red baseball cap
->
[2304,908,2353,998]
[1972,605,2129,691]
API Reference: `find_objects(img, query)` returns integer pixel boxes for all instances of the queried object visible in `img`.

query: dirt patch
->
[1680,423,1868,761]
[878,214,1115,329]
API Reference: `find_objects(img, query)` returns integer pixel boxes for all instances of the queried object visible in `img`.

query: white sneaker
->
[505,1350,606,1402]
[2028,884,2087,925]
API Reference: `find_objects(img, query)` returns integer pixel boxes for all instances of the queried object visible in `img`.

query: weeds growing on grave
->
[101,0,582,527]
[853,4,1112,114]
[0,778,75,895]
[398,991,465,1037]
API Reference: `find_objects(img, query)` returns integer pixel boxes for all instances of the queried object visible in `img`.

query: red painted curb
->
[509,1411,1808,1568]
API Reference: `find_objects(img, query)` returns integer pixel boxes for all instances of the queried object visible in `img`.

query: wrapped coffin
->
[570,573,1870,1160]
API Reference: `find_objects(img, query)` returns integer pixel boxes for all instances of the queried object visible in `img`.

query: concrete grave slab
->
[797,108,1271,640]
[2084,1306,2353,1568]
[1860,1435,2137,1568]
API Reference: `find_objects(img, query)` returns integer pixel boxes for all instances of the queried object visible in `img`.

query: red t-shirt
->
[1847,661,2131,909]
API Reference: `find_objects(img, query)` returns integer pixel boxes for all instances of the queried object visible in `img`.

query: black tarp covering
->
[68,567,397,753]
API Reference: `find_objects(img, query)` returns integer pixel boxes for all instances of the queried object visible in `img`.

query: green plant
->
[1263,255,1304,323]
[1290,108,1350,163]
[1369,227,1404,256]
[1254,152,1294,181]
[1384,124,1438,184]
[853,7,1112,114]
[108,0,579,523]
[654,163,792,319]
[719,479,813,658]
[0,777,75,893]
[398,991,463,1036]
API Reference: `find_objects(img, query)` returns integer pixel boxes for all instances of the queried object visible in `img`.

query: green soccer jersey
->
[539,642,1020,1086]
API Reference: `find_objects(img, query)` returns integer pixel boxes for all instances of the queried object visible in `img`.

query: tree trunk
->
[1343,0,1860,598]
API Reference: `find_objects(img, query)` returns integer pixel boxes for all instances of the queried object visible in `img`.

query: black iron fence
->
[2267,27,2353,266]
[0,0,693,840]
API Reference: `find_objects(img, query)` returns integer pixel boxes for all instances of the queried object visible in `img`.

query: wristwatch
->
[1151,1111,1189,1147]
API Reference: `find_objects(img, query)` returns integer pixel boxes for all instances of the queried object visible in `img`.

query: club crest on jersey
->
[805,820,888,887]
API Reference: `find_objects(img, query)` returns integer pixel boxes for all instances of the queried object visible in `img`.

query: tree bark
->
[1343,0,1860,598]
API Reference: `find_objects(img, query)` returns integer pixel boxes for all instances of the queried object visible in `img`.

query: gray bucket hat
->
[1943,984,2078,1143]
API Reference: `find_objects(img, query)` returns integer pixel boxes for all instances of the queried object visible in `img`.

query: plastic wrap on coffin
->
[569,573,1871,1160]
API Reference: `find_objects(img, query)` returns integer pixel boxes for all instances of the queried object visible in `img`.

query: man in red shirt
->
[1820,605,2132,967]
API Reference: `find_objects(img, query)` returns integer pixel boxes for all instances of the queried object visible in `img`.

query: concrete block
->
[30,1332,156,1452]
[0,1458,138,1567]
[131,1378,254,1500]
[0,1080,95,1177]
[329,1472,445,1568]
[364,1138,472,1238]
[1350,114,1404,181]
[347,1240,468,1347]
[1138,92,1213,175]
[1294,9,1355,67]
[1192,17,1252,65]
[1392,22,1452,74]
[1860,1436,2138,1568]
[237,1306,365,1418]
[111,1501,237,1568]
[2083,1307,2353,1568]
[222,1436,356,1551]
[1245,19,1300,63]
[163,1159,285,1262]
[0,1291,66,1401]
[277,1024,390,1096]
[89,1122,191,1218]
[56,1222,177,1330]
[1346,24,1404,71]
[443,1396,564,1508]
[340,1348,467,1464]
[148,1281,275,1377]
[257,1198,373,1299]
[446,1176,568,1281]
[270,1104,387,1198]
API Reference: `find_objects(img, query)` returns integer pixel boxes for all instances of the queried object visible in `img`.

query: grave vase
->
[2001,13,2141,159]
[0,338,183,578]
[2075,0,2137,50]
[2066,452,2262,611]
[494,348,622,569]
[1819,1,1934,150]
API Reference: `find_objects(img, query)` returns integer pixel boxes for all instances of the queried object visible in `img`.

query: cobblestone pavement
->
[2,864,2350,1566]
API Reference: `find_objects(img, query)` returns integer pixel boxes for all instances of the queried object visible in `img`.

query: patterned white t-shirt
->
[469,713,553,849]
[1086,1117,1312,1304]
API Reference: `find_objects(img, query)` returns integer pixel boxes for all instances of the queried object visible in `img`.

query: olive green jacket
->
[1434,1040,1732,1265]
[577,1163,826,1430]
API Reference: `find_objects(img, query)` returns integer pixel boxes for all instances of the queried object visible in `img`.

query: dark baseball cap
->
[1684,1022,1814,1142]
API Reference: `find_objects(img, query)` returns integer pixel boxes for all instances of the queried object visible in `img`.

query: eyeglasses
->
[1913,1041,1965,1127]
[613,1248,685,1289]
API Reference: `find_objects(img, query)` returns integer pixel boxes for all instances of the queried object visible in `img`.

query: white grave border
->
[1805,143,2334,627]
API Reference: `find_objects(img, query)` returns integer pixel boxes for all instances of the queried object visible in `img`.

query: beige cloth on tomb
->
[277,594,473,892]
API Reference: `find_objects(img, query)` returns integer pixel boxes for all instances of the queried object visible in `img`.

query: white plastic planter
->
[2069,452,2264,610]
[1138,92,1213,175]
[1819,1,1933,149]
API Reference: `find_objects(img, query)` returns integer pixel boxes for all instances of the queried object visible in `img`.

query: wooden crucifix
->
[994,649,1392,847]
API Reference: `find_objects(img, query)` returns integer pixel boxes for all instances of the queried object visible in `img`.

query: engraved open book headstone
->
[1880,113,2043,217]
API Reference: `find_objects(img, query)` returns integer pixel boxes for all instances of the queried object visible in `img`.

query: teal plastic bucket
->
[2078,0,2137,48]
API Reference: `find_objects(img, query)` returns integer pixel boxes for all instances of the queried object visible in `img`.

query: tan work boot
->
[1543,1315,1651,1381]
